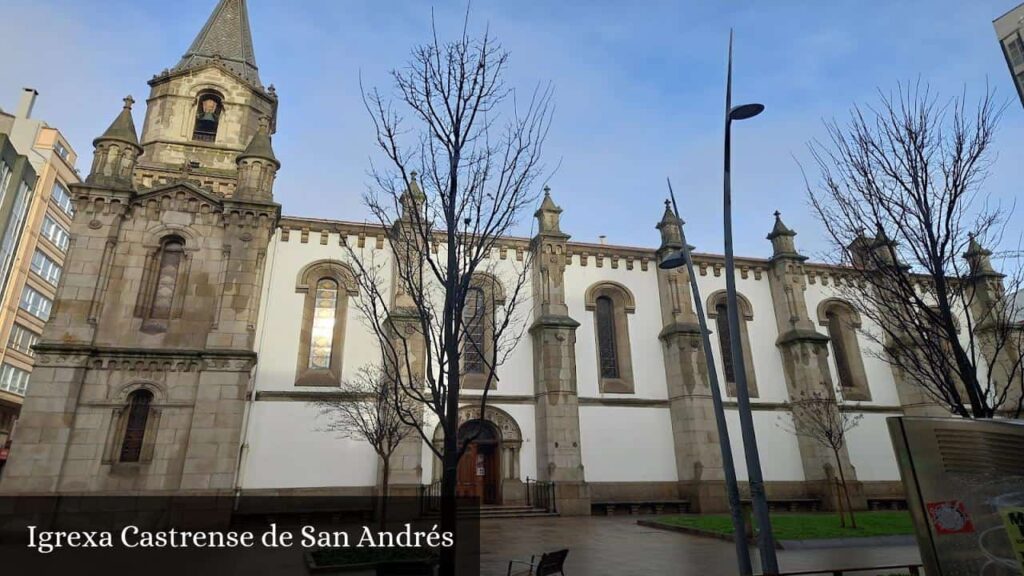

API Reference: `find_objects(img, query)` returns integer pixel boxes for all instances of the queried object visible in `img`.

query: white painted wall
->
[566,257,668,400]
[725,409,806,482]
[803,281,902,407]
[243,225,908,491]
[253,231,390,392]
[579,406,677,482]
[844,412,902,481]
[242,401,379,489]
[695,268,791,403]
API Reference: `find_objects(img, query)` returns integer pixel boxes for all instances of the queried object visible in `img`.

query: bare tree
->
[805,82,1024,419]
[342,16,550,574]
[782,391,864,528]
[316,365,417,530]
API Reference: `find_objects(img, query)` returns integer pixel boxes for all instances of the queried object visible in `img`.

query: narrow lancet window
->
[596,296,620,379]
[309,278,339,369]
[120,390,153,463]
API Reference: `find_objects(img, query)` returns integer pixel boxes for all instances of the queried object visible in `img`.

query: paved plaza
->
[481,515,922,576]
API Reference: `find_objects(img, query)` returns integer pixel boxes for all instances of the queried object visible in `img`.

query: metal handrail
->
[524,477,557,513]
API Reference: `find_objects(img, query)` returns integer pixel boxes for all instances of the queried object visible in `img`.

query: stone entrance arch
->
[432,405,526,505]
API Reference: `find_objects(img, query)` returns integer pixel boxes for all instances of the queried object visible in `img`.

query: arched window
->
[595,296,619,379]
[309,279,339,369]
[460,274,505,390]
[707,291,759,398]
[463,287,486,375]
[192,93,223,142]
[818,299,871,401]
[150,238,184,319]
[137,235,189,333]
[120,390,153,463]
[585,282,636,393]
[295,261,359,387]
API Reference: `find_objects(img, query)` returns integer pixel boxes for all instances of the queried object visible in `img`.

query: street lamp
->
[659,180,753,576]
[722,30,779,575]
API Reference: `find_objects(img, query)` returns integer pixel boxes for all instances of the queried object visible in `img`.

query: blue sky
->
[1,0,1021,260]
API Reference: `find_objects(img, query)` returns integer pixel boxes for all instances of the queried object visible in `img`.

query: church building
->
[1,0,992,515]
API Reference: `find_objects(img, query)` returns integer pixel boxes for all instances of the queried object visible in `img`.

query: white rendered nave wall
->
[241,207,905,499]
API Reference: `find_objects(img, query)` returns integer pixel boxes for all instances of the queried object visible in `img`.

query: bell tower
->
[0,0,280,494]
[136,0,278,196]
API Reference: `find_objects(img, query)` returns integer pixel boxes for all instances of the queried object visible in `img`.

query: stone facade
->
[0,0,279,494]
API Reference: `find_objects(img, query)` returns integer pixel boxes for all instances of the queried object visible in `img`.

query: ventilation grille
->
[935,428,1024,476]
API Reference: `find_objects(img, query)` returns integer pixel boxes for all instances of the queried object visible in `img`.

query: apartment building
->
[0,89,78,470]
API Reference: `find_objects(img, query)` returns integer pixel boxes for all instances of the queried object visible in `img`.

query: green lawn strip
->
[652,511,914,540]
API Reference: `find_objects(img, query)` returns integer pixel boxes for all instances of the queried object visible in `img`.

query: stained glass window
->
[120,390,152,463]
[463,287,486,374]
[150,239,184,319]
[715,303,736,385]
[308,278,339,369]
[596,296,619,379]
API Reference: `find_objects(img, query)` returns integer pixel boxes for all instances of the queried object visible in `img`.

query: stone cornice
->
[776,328,831,346]
[33,343,257,372]
[275,214,938,281]
[529,314,581,333]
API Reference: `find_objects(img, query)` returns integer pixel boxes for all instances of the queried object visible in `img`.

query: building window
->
[0,180,33,292]
[707,291,759,398]
[53,141,70,162]
[596,296,619,378]
[51,181,75,217]
[119,390,153,463]
[309,278,339,369]
[30,249,61,286]
[41,215,70,252]
[818,299,872,401]
[150,238,184,320]
[459,274,506,390]
[1006,35,1024,68]
[7,323,39,357]
[192,93,223,142]
[463,287,487,375]
[0,363,30,396]
[585,281,636,393]
[19,285,52,321]
[294,261,359,387]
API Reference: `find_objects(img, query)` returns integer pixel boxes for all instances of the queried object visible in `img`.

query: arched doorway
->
[456,419,501,504]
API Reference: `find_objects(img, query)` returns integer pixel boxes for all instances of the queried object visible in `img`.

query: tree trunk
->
[834,448,856,528]
[834,476,846,528]
[439,431,459,576]
[380,458,390,531]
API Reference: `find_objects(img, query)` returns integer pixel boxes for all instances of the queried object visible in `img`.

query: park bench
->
[592,499,691,516]
[506,548,569,576]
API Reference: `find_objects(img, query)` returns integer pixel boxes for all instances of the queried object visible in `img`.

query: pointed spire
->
[656,199,682,251]
[93,95,140,149]
[535,186,566,236]
[767,210,804,261]
[964,233,1002,278]
[398,171,426,220]
[173,0,261,88]
[87,96,142,188]
[766,210,795,240]
[237,116,278,167]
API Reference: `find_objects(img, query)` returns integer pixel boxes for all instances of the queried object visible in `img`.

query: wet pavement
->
[480,515,922,576]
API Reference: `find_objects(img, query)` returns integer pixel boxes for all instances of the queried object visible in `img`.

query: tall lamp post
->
[722,30,779,574]
[660,179,753,576]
